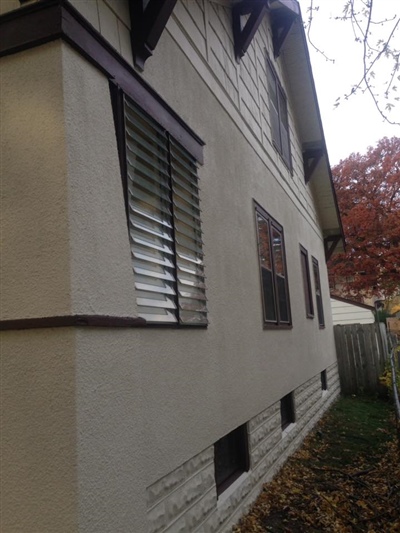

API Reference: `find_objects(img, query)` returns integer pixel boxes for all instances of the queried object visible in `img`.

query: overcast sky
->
[298,0,400,165]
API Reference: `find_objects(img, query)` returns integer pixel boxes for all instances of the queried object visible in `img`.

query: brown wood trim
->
[0,0,205,163]
[324,234,342,262]
[0,1,62,55]
[130,0,178,70]
[0,315,146,331]
[232,2,267,61]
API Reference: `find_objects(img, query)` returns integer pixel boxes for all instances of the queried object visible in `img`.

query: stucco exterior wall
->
[1,1,340,532]
[1,329,78,533]
[0,43,71,320]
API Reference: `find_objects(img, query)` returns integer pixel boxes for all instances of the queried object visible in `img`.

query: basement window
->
[321,370,328,391]
[280,392,295,431]
[214,424,249,496]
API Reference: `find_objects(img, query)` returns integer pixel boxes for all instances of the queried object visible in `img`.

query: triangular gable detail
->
[232,0,300,62]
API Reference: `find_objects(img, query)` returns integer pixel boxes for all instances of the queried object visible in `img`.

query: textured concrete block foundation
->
[146,363,340,533]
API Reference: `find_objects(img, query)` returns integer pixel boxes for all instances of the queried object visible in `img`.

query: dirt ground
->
[233,396,400,533]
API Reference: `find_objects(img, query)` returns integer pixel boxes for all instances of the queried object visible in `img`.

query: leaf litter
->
[233,396,400,532]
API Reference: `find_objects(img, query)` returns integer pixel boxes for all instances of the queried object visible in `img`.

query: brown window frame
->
[312,256,325,328]
[280,392,295,431]
[266,58,292,171]
[214,424,250,497]
[300,245,314,318]
[255,202,292,329]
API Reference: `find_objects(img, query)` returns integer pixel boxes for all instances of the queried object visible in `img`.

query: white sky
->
[298,0,400,165]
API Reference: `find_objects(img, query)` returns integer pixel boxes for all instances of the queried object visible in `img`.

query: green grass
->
[310,396,393,469]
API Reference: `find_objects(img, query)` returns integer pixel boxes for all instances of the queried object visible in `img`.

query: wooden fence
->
[334,323,388,395]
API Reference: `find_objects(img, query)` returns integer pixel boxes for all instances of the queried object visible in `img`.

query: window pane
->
[255,205,291,326]
[300,248,314,317]
[267,59,291,168]
[257,215,272,270]
[277,275,289,323]
[312,258,325,327]
[170,140,207,325]
[271,227,284,276]
[125,99,177,322]
[262,268,276,322]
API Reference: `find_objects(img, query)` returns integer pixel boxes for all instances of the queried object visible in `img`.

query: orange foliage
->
[329,137,400,298]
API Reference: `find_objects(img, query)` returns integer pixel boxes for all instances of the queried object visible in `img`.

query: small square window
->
[214,424,249,496]
[280,392,295,431]
[321,370,328,391]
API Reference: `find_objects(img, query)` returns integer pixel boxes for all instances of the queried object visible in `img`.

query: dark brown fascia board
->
[330,295,375,312]
[130,0,178,71]
[0,315,146,331]
[0,0,205,163]
[290,4,345,247]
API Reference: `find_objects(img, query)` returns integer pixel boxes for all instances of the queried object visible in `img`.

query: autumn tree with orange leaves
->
[328,136,400,299]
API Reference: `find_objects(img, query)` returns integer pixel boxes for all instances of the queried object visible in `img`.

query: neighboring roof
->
[330,296,375,326]
[330,295,375,312]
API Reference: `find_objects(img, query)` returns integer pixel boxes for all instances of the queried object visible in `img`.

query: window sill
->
[306,314,314,319]
[263,323,293,330]
[137,322,208,329]
[281,422,296,439]
[321,389,328,398]
[217,471,249,506]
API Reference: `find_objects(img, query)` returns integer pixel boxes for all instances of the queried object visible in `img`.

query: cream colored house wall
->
[1,329,78,533]
[65,0,320,238]
[1,2,340,532]
[330,298,375,325]
[0,43,71,320]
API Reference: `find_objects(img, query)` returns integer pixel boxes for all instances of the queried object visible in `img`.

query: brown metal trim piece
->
[0,314,146,331]
[0,0,204,163]
[130,0,178,70]
[324,234,342,262]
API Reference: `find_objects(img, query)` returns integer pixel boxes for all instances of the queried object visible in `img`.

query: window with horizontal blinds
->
[255,203,291,328]
[123,97,207,325]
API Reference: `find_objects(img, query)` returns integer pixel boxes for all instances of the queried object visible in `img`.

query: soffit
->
[279,11,344,249]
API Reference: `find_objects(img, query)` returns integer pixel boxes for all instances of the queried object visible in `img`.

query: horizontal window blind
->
[124,97,207,325]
